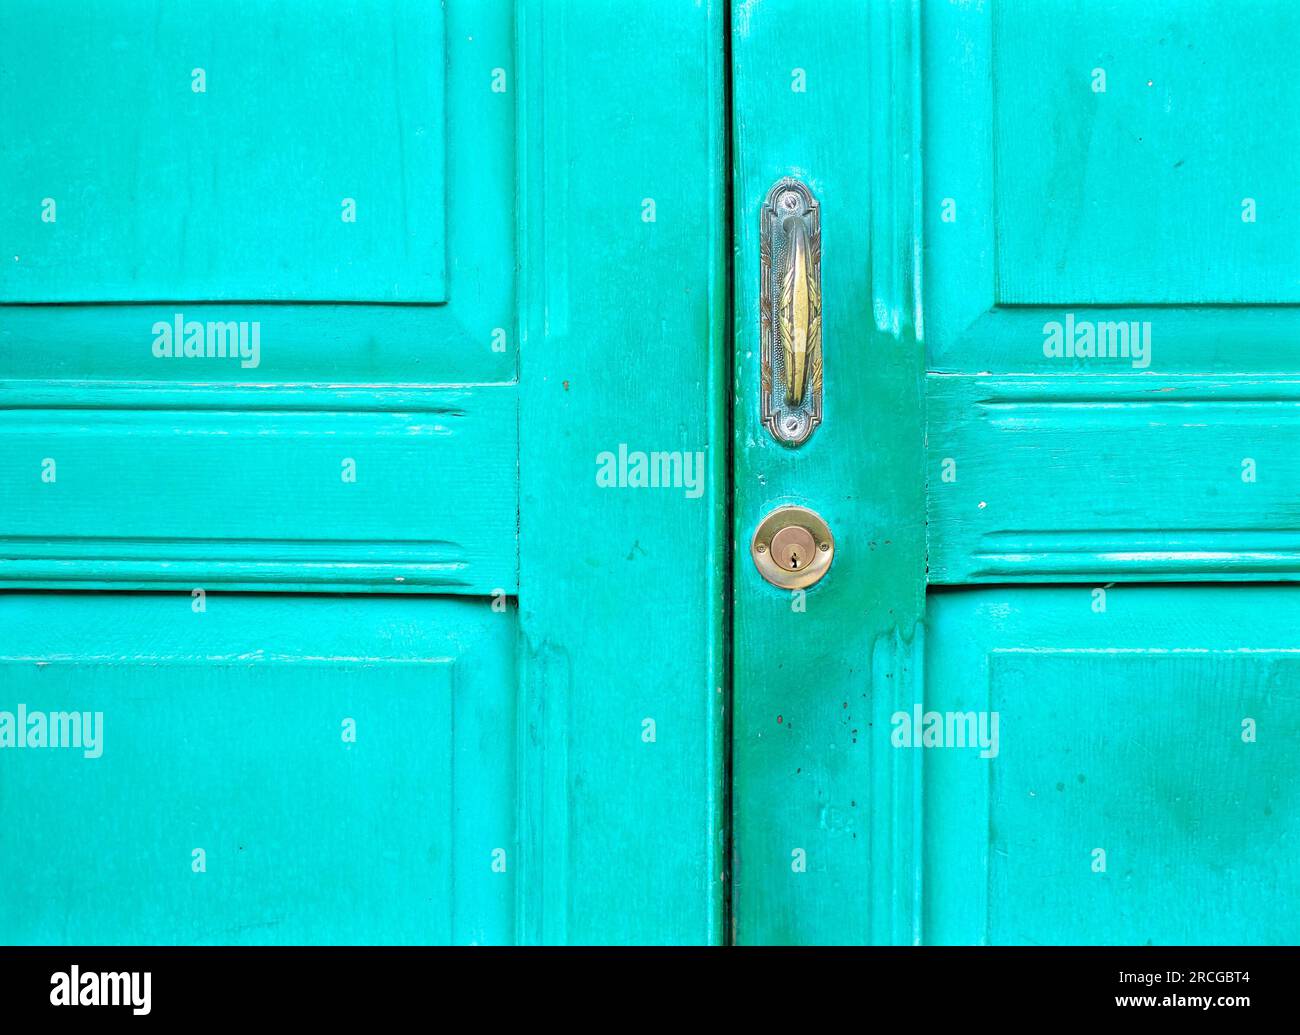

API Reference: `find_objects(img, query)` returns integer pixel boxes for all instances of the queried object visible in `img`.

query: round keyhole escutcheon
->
[751,505,834,589]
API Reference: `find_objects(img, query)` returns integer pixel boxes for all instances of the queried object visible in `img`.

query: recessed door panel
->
[0,1,515,385]
[924,0,1300,373]
[926,0,1300,583]
[2,0,447,304]
[0,2,519,593]
[0,593,516,945]
[992,0,1300,306]
[925,586,1300,945]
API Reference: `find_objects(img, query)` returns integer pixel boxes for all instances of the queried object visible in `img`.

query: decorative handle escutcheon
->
[760,178,822,445]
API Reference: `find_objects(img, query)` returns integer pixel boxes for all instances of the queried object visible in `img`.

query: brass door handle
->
[761,178,822,445]
[780,213,816,408]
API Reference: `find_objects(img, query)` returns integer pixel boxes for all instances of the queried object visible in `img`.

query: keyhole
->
[770,526,816,573]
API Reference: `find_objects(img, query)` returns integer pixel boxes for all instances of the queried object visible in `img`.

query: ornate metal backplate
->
[760,178,822,446]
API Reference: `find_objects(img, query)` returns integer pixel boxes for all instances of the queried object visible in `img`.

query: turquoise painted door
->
[0,1,727,945]
[9,0,1294,951]
[732,0,1300,944]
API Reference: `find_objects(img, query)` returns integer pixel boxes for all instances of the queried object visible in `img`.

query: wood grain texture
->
[927,374,1300,583]
[0,0,520,584]
[1,0,727,948]
[734,0,1300,947]
[731,0,926,945]
[0,383,517,593]
[516,0,728,944]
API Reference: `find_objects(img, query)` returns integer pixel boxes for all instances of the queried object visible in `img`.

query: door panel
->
[0,0,514,383]
[1,0,518,593]
[0,593,515,945]
[990,1,1300,306]
[927,373,1300,583]
[924,0,1300,371]
[3,0,449,303]
[926,586,1300,945]
[0,385,517,593]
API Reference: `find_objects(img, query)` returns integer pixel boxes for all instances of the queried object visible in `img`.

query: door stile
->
[516,0,731,945]
[730,0,928,945]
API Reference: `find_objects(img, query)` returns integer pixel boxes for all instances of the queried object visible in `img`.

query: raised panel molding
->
[927,373,1300,583]
[0,383,518,593]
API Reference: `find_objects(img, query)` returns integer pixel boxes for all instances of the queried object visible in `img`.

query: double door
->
[1,0,1296,945]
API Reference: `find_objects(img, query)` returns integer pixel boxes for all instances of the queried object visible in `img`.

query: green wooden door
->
[0,0,726,945]
[9,0,1295,951]
[732,0,1300,944]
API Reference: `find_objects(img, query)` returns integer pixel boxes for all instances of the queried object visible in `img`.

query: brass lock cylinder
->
[751,505,834,589]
